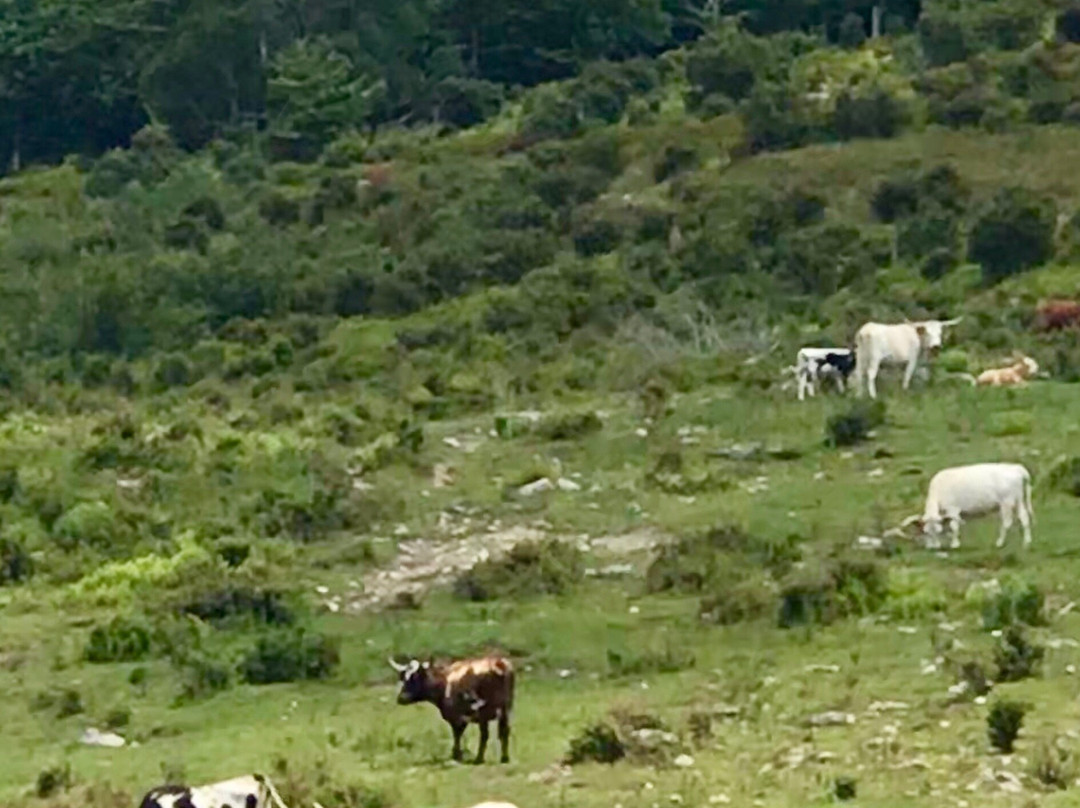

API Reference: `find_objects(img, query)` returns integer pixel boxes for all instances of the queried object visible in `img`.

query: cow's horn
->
[944,316,963,326]
[900,514,923,530]
[388,656,408,672]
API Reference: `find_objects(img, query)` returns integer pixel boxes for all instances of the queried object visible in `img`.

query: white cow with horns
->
[854,318,962,399]
[901,462,1034,550]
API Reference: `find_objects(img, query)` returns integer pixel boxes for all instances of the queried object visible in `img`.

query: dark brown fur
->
[393,655,515,763]
[1036,299,1080,331]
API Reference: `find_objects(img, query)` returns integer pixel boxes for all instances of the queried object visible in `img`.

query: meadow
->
[5,358,1080,808]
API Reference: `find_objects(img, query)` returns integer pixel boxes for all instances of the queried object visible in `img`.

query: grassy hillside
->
[8,3,1080,807]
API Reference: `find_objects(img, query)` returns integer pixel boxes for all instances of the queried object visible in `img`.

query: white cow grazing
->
[139,774,290,808]
[854,318,962,399]
[795,347,856,401]
[902,463,1033,550]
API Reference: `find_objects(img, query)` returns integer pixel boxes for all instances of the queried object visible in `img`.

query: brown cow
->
[1036,299,1080,331]
[390,655,515,764]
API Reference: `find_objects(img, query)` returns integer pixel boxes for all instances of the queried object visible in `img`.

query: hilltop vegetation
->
[5,0,1080,806]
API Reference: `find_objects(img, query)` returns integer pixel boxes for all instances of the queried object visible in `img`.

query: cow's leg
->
[498,710,511,763]
[475,721,489,764]
[902,358,918,390]
[835,374,846,395]
[798,372,807,401]
[996,503,1015,548]
[947,514,961,550]
[867,362,880,399]
[451,722,466,762]
[1017,499,1033,547]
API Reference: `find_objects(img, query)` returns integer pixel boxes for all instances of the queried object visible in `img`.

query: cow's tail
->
[1025,469,1035,525]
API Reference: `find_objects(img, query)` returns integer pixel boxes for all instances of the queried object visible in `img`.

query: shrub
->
[259,192,302,226]
[433,77,504,128]
[35,764,73,799]
[32,688,84,718]
[778,558,887,628]
[104,706,132,730]
[84,616,156,663]
[182,197,226,230]
[172,584,296,628]
[958,660,992,698]
[988,699,1028,754]
[573,216,623,257]
[1032,737,1077,790]
[240,628,341,685]
[833,88,907,140]
[1048,455,1080,497]
[177,649,234,700]
[163,218,209,253]
[825,400,886,447]
[921,247,961,280]
[994,625,1044,682]
[655,146,699,183]
[453,540,584,601]
[743,81,812,153]
[699,576,774,624]
[606,644,696,677]
[538,411,603,441]
[54,501,121,551]
[0,536,32,585]
[978,577,1045,630]
[834,777,858,801]
[897,207,961,262]
[970,188,1056,284]
[152,353,195,391]
[565,722,626,765]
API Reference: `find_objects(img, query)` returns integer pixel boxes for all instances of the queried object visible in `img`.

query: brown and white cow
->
[390,655,515,764]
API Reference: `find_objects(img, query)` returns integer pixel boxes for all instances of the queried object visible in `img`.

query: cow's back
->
[929,463,1027,514]
[447,657,514,715]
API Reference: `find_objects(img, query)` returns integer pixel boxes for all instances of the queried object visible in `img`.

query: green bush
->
[239,628,340,684]
[988,699,1028,754]
[565,722,626,765]
[1048,456,1080,497]
[825,400,886,447]
[0,536,32,585]
[538,410,603,441]
[35,764,72,799]
[969,187,1056,283]
[1032,737,1077,790]
[778,558,887,628]
[833,87,907,140]
[84,616,156,663]
[259,192,302,226]
[994,625,1044,682]
[699,576,774,624]
[433,77,504,128]
[838,14,867,49]
[171,584,297,628]
[152,353,196,391]
[897,207,961,262]
[976,577,1046,630]
[654,146,699,183]
[453,540,585,601]
[53,501,121,552]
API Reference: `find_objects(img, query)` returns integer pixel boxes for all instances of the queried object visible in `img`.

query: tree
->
[267,38,386,145]
[970,188,1056,284]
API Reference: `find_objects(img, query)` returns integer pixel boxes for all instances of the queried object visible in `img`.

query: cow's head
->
[1017,355,1039,378]
[900,513,958,548]
[389,657,434,704]
[914,317,962,352]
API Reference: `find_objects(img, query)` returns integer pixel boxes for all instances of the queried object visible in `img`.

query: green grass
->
[5,370,1080,806]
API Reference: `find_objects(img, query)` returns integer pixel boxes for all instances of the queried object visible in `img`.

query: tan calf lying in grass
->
[976,355,1039,387]
[390,654,515,763]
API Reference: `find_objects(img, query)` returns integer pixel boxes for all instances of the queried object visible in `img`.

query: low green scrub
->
[239,628,341,685]
[84,616,158,663]
[605,644,696,677]
[565,722,626,764]
[537,411,603,442]
[884,568,949,621]
[825,401,886,448]
[1048,455,1080,497]
[994,625,1044,682]
[988,699,1028,754]
[453,540,585,601]
[778,558,887,628]
[966,575,1046,630]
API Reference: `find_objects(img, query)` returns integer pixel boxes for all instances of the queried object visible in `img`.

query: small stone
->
[674,755,695,768]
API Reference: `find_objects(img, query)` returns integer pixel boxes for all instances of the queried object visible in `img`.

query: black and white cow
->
[138,775,289,808]
[794,347,857,401]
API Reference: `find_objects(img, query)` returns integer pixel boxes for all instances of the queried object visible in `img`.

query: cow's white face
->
[916,321,946,350]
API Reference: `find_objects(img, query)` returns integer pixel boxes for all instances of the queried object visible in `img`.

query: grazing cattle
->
[794,348,856,401]
[390,654,515,764]
[1036,299,1080,332]
[139,775,289,808]
[976,355,1039,387]
[854,318,962,399]
[901,462,1033,550]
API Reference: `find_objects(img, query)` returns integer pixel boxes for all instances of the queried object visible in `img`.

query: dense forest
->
[0,0,929,165]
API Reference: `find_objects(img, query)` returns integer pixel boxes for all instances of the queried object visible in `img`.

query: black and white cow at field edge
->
[854,318,962,399]
[794,347,857,401]
[900,462,1033,550]
[139,774,290,808]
